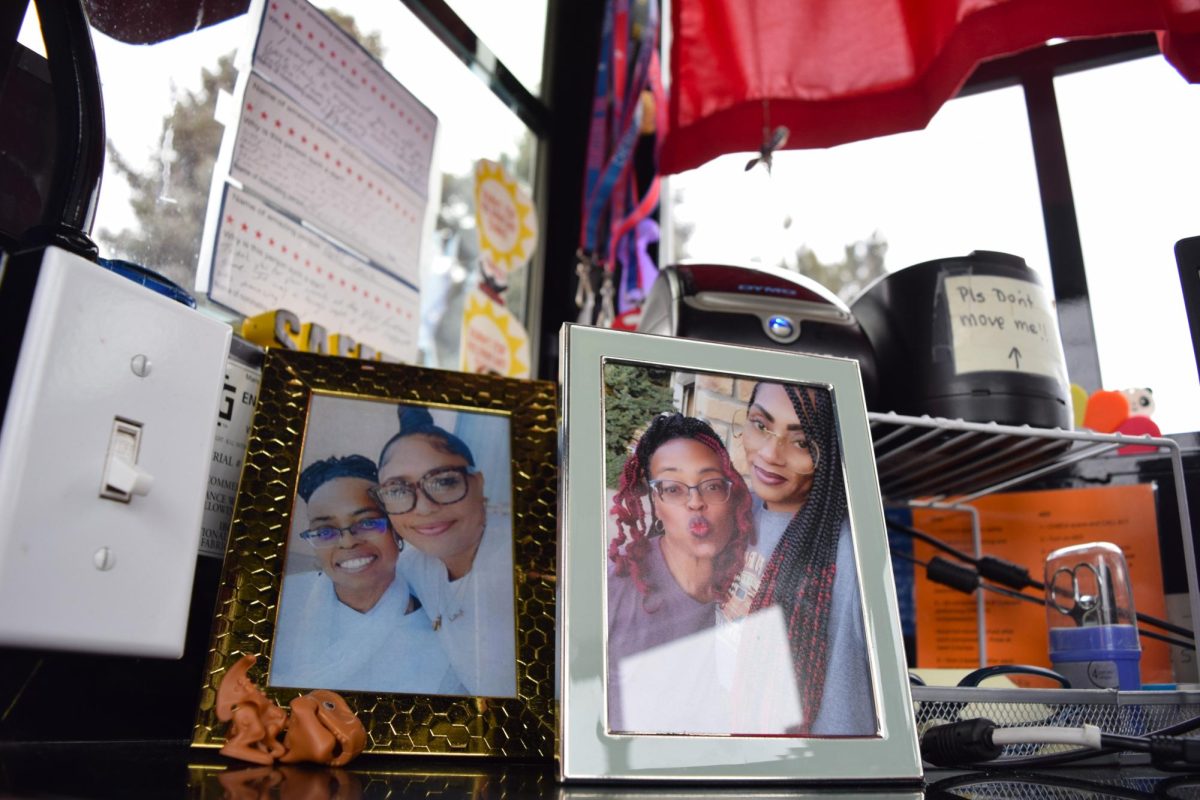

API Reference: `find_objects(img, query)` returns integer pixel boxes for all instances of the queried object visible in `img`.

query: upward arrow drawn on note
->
[1009,347,1022,369]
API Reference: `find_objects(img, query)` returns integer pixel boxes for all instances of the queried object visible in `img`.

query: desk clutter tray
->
[912,686,1200,764]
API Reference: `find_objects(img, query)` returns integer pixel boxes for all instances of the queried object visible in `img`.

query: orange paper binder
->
[912,484,1172,685]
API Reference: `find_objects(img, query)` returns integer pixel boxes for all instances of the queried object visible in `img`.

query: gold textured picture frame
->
[558,325,921,782]
[193,349,557,758]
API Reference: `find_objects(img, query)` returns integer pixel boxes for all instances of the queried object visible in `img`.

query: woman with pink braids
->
[606,413,754,733]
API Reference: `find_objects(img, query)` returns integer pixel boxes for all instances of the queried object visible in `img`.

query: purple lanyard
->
[579,0,664,324]
[581,0,659,266]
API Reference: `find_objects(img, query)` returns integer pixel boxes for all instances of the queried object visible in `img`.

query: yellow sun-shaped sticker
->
[459,288,531,378]
[474,159,538,275]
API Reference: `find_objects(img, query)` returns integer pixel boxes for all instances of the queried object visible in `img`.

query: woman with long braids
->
[726,381,875,735]
[606,413,754,733]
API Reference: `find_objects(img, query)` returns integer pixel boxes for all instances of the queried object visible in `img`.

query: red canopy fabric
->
[662,0,1200,174]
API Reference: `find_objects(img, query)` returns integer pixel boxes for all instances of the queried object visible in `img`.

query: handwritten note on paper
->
[231,76,423,285]
[210,186,419,361]
[944,274,1067,381]
[250,0,436,196]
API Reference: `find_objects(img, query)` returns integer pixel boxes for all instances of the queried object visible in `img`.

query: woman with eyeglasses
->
[271,454,463,695]
[726,381,875,735]
[375,406,516,698]
[606,413,754,733]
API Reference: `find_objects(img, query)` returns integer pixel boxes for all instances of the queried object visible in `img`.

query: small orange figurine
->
[1083,389,1129,433]
[215,655,288,766]
[215,654,366,768]
[279,689,367,766]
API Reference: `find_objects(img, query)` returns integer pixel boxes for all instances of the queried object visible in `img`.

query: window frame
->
[961,33,1161,392]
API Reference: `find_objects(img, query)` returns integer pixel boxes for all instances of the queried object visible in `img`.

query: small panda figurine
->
[1122,387,1155,418]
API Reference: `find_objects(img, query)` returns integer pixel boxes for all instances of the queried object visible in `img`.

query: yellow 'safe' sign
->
[241,309,394,361]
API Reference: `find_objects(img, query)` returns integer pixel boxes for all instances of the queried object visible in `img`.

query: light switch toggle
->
[100,418,154,501]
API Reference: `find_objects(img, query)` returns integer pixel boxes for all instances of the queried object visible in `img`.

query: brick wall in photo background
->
[681,372,754,479]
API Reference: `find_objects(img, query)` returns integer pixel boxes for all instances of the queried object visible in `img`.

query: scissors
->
[1049,561,1119,627]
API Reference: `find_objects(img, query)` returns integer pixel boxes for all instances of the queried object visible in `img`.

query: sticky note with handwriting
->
[944,274,1066,381]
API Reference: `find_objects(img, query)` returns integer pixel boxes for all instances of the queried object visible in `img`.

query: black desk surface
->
[1,741,1198,799]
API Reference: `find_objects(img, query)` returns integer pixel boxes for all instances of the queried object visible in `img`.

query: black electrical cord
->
[1154,774,1200,800]
[888,519,976,563]
[892,550,1196,651]
[999,720,1200,771]
[970,576,1193,651]
[923,712,1200,771]
[888,520,1195,640]
[921,717,1200,772]
[1101,732,1155,752]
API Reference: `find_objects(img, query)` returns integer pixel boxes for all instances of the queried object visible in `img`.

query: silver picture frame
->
[558,324,922,782]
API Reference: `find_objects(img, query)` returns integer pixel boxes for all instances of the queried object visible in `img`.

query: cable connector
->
[921,719,1106,767]
[976,555,1036,590]
[1148,736,1200,770]
[926,556,980,594]
[920,718,1001,766]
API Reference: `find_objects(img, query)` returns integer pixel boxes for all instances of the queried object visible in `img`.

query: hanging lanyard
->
[579,0,615,255]
[606,19,665,322]
[579,0,663,325]
[608,35,663,271]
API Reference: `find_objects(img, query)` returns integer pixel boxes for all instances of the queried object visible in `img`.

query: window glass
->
[442,0,548,96]
[92,18,247,309]
[20,1,536,370]
[315,1,537,369]
[1056,56,1200,434]
[20,6,246,314]
[667,86,1051,300]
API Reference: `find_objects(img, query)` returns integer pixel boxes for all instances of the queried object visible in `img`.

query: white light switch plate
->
[0,246,232,657]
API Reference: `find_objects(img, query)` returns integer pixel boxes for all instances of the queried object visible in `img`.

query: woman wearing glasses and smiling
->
[374,405,517,698]
[606,413,754,733]
[725,381,875,736]
[270,454,463,695]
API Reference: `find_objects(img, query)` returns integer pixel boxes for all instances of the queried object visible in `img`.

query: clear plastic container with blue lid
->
[1045,541,1141,690]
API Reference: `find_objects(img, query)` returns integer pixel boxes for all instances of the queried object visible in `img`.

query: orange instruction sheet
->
[912,483,1172,685]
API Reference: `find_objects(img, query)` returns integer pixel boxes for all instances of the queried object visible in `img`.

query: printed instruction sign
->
[198,0,435,358]
[230,75,424,284]
[250,0,436,194]
[912,484,1173,684]
[211,186,420,362]
[944,274,1067,382]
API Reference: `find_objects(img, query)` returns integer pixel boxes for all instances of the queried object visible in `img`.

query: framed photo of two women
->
[559,324,921,782]
[192,350,558,758]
